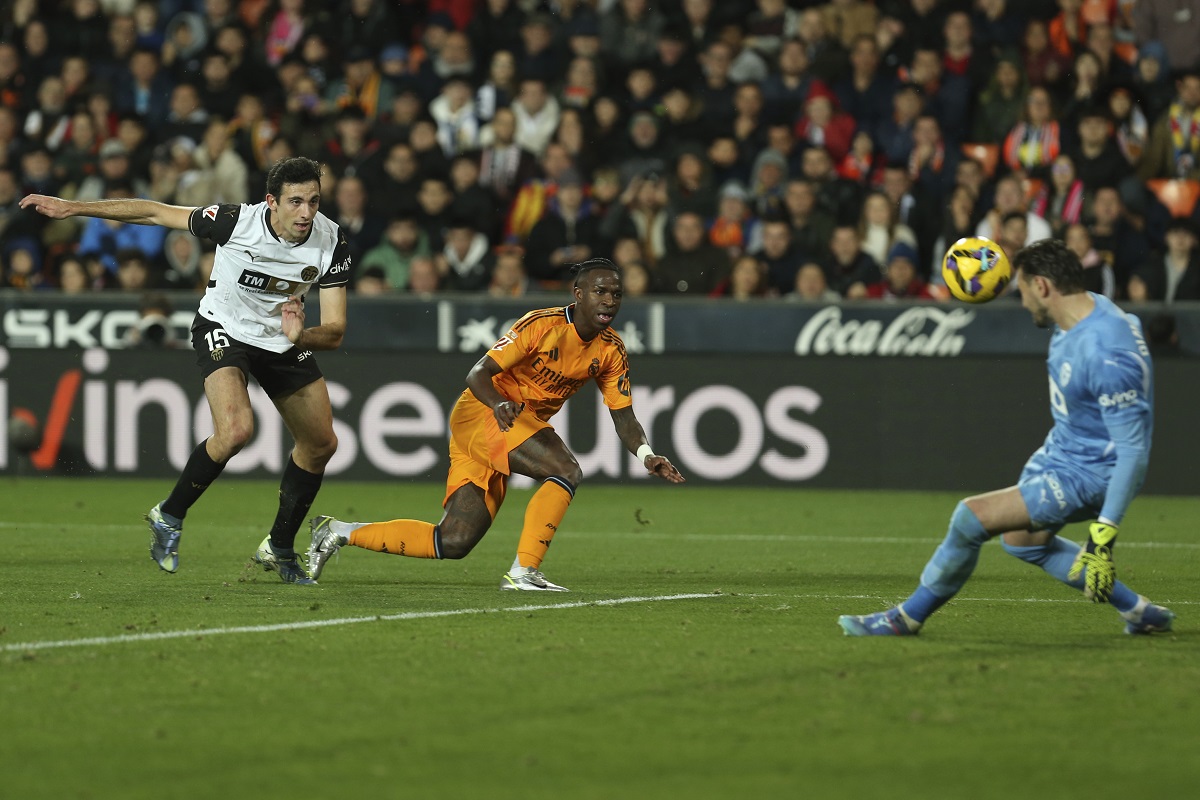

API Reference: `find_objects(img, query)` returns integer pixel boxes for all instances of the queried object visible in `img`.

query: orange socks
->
[348,520,438,558]
[517,477,575,568]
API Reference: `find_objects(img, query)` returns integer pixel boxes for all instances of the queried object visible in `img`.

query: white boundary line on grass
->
[0,592,721,654]
[1,521,1198,550]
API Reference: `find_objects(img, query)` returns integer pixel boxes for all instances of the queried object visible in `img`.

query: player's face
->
[1018,268,1052,328]
[572,269,623,338]
[267,180,321,243]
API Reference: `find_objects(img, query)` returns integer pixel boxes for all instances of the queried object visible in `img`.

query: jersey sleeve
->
[188,204,242,245]
[320,225,352,289]
[486,313,545,372]
[1090,347,1153,525]
[595,334,633,410]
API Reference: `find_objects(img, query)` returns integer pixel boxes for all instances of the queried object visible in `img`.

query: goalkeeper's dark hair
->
[266,156,323,199]
[571,257,622,287]
[1013,238,1085,294]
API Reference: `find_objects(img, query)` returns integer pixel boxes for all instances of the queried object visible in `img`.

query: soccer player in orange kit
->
[308,258,685,590]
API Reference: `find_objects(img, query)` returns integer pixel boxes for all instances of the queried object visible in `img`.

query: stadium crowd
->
[1,0,1200,304]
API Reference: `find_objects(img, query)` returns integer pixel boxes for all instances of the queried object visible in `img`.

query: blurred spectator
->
[161,83,209,144]
[24,77,70,152]
[476,107,539,206]
[748,148,788,218]
[413,29,476,103]
[1127,217,1200,302]
[941,11,993,95]
[821,0,879,50]
[695,41,738,135]
[476,50,518,123]
[787,260,841,303]
[512,77,560,158]
[654,210,731,295]
[910,115,959,201]
[487,247,529,297]
[650,26,696,95]
[1031,153,1086,237]
[552,107,596,180]
[616,112,668,189]
[1004,87,1063,177]
[525,168,603,286]
[756,216,804,295]
[972,53,1027,145]
[448,155,499,242]
[114,247,153,292]
[795,9,847,86]
[335,0,398,60]
[761,37,823,127]
[325,45,394,120]
[794,85,856,163]
[823,223,880,298]
[198,51,241,121]
[178,118,250,207]
[516,13,562,83]
[262,0,310,68]
[712,253,768,300]
[600,0,666,73]
[973,0,1024,54]
[560,55,601,113]
[865,242,939,300]
[994,211,1029,278]
[600,172,670,267]
[681,0,718,51]
[162,11,208,83]
[876,82,922,164]
[783,177,834,261]
[666,148,717,219]
[55,254,89,294]
[1060,51,1106,136]
[976,174,1053,245]
[1133,43,1175,123]
[1108,86,1148,169]
[745,0,800,61]
[730,82,768,158]
[1085,21,1133,86]
[1087,185,1149,294]
[1134,0,1200,74]
[708,180,760,260]
[160,228,204,291]
[835,34,895,140]
[801,145,862,225]
[858,190,918,269]
[75,139,148,204]
[1,235,43,290]
[1138,71,1200,181]
[416,175,455,253]
[931,185,981,281]
[467,0,525,69]
[1064,221,1115,297]
[623,64,659,116]
[407,254,441,294]
[78,182,167,273]
[115,47,173,132]
[430,76,480,158]
[0,39,29,113]
[361,214,432,291]
[331,173,385,264]
[354,265,391,296]
[437,217,493,291]
[1068,105,1134,195]
[622,259,651,297]
[1020,18,1070,91]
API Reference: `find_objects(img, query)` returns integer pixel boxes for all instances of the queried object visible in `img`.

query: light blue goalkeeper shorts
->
[1017,446,1108,533]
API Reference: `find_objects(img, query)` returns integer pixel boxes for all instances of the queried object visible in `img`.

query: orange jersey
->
[475,304,632,421]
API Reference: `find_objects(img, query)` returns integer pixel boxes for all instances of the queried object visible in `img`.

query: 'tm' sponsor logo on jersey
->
[1098,389,1139,408]
[238,268,297,296]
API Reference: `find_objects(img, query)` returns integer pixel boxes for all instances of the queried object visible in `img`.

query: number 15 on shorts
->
[205,329,230,352]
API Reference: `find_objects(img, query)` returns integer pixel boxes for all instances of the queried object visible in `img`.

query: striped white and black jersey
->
[190,202,351,352]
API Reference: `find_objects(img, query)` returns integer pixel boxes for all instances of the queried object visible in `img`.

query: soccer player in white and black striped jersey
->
[22,157,351,584]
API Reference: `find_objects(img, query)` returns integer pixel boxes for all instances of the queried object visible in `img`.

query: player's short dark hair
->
[1013,238,1085,294]
[571,257,621,287]
[265,157,322,199]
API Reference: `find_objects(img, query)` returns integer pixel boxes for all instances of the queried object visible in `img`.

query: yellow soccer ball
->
[941,236,1012,303]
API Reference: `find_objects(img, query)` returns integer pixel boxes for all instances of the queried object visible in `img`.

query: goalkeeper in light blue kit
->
[840,239,1175,636]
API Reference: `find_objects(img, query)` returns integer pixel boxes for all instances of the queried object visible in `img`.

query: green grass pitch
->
[1,477,1197,799]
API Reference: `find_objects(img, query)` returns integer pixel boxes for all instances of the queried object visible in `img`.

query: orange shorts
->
[443,392,551,519]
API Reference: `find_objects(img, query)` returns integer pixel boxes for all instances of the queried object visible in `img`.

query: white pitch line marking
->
[1,521,1197,550]
[0,593,721,654]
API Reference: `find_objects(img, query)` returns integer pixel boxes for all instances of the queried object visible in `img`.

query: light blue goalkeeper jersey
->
[1041,293,1153,524]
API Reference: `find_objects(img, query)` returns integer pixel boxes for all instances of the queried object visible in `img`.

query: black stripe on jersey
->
[599,331,629,370]
[512,308,565,333]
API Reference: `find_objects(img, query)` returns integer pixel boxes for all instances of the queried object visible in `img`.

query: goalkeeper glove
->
[1068,522,1118,603]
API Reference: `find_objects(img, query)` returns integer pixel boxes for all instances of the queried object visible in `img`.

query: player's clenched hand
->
[1068,522,1118,603]
[282,296,305,344]
[19,194,74,219]
[645,455,685,484]
[493,400,524,432]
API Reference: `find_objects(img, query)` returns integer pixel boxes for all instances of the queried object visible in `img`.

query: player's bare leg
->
[148,367,252,573]
[501,429,583,591]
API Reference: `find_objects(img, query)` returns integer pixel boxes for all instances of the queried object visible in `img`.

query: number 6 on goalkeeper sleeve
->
[1069,522,1118,603]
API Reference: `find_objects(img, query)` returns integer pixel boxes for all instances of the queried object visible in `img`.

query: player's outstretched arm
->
[19,194,195,230]
[610,406,685,483]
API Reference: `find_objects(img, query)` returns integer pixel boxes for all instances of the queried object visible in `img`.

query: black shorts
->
[190,315,323,399]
